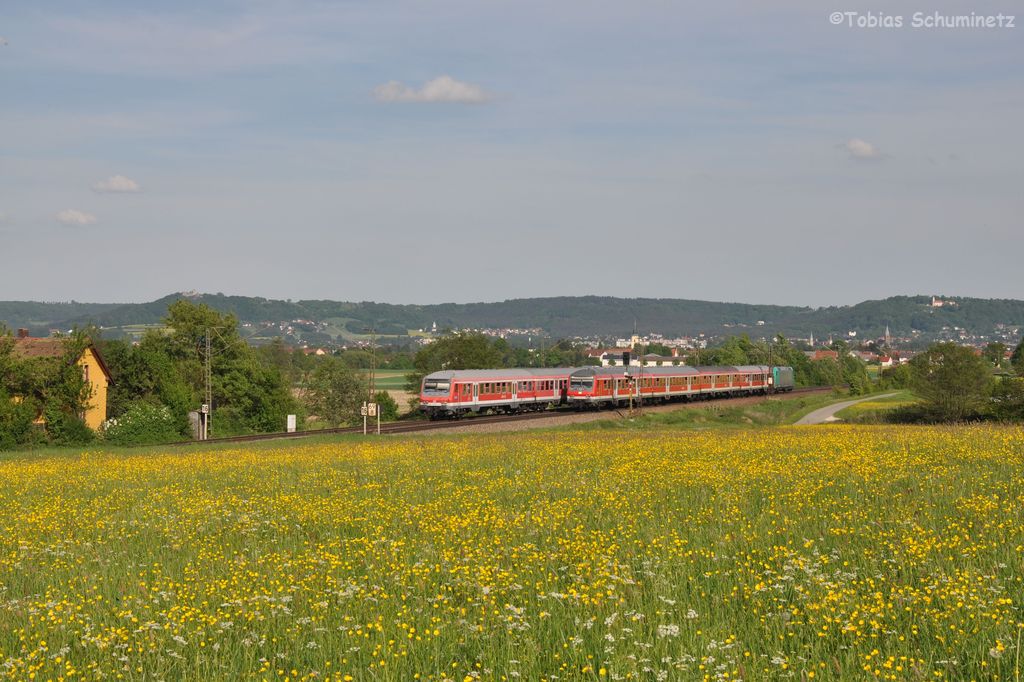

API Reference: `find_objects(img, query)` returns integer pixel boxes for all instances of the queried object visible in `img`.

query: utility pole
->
[637,327,644,416]
[204,329,213,438]
[371,326,380,435]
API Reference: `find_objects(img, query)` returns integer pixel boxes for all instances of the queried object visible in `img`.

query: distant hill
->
[0,301,122,331]
[2,293,1022,345]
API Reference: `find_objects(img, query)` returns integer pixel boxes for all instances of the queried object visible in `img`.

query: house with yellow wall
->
[10,330,112,430]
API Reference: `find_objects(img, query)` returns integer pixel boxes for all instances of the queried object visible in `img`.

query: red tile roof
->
[11,337,113,381]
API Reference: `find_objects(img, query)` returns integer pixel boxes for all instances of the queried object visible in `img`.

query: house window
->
[83,365,90,382]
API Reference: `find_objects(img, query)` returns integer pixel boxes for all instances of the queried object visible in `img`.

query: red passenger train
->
[420,365,795,418]
[419,368,574,418]
[566,364,791,406]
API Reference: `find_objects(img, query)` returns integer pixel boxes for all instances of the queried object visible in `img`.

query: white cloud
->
[845,138,882,160]
[93,174,142,193]
[373,75,490,104]
[56,209,97,226]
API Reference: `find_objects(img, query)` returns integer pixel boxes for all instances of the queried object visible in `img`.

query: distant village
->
[264,295,1021,370]
[33,294,1015,366]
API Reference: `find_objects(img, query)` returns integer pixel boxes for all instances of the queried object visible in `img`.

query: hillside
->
[2,293,1022,344]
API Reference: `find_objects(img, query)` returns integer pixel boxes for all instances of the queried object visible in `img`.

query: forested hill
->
[2,293,1022,342]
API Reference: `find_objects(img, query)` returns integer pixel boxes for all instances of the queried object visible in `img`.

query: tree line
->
[0,301,399,449]
[3,301,1022,449]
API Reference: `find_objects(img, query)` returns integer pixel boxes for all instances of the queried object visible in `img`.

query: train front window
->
[570,377,594,391]
[423,379,451,395]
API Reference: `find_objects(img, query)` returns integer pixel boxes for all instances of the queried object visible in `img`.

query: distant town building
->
[586,348,682,367]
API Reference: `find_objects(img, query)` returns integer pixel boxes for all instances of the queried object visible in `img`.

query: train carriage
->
[566,364,791,406]
[420,368,575,418]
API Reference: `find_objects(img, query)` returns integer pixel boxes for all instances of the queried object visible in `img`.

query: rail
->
[165,386,835,447]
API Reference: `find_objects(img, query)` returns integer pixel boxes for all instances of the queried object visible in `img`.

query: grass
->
[571,390,847,431]
[834,390,920,421]
[2,426,1021,680]
[361,369,410,390]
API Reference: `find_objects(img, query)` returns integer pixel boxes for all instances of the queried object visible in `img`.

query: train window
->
[423,379,451,394]
[570,376,594,391]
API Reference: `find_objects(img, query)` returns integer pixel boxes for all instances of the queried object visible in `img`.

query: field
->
[1,426,1022,680]
[362,370,410,391]
[835,391,920,421]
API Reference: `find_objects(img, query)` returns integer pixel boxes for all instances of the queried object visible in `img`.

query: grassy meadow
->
[360,369,411,391]
[834,391,921,421]
[0,426,1022,680]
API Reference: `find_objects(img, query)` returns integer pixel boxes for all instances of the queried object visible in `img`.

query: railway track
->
[167,386,835,447]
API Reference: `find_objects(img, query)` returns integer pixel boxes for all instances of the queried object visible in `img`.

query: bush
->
[0,389,40,450]
[44,405,95,446]
[374,391,400,421]
[102,401,183,446]
[990,378,1024,421]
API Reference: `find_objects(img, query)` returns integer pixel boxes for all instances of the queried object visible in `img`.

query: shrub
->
[0,389,40,450]
[44,404,95,446]
[990,378,1024,421]
[374,391,400,421]
[102,401,182,446]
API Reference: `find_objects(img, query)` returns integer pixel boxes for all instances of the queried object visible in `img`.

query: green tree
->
[879,363,911,389]
[909,342,994,421]
[990,378,1024,421]
[100,336,193,436]
[840,353,873,395]
[305,358,366,428]
[0,385,38,449]
[405,333,504,393]
[161,300,298,435]
[982,342,1007,367]
[257,338,297,384]
[1012,340,1024,375]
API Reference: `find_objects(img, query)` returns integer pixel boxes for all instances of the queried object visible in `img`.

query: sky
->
[1,0,1021,307]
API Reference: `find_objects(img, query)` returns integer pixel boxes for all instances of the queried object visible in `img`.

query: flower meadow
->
[0,426,1022,681]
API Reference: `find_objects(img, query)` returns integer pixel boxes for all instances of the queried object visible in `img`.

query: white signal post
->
[361,401,379,435]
